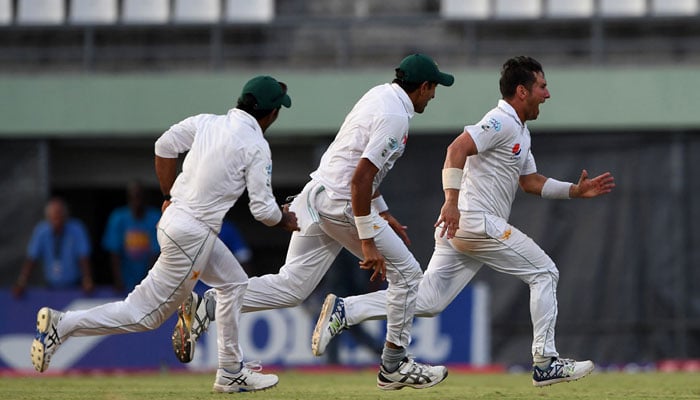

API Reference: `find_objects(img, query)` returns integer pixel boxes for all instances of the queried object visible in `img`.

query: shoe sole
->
[311,294,337,356]
[377,370,449,390]
[213,381,279,393]
[172,295,195,363]
[532,364,595,387]
[31,307,52,373]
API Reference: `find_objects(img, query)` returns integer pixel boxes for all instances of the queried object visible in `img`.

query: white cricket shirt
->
[154,108,282,231]
[460,100,538,220]
[310,83,413,200]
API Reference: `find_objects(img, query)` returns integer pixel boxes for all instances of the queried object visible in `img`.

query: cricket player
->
[312,56,616,387]
[30,75,299,393]
[173,54,454,390]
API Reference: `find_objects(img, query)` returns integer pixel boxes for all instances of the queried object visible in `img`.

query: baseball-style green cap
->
[239,75,292,110]
[396,54,454,87]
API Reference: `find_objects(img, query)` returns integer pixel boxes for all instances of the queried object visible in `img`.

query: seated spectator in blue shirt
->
[13,197,93,297]
[102,182,161,292]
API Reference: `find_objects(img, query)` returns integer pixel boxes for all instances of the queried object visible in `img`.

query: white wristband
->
[541,178,573,199]
[371,195,389,214]
[442,168,462,190]
[354,214,378,240]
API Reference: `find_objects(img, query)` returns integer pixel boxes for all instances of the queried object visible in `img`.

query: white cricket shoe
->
[532,357,595,387]
[377,357,448,390]
[311,294,347,356]
[212,362,279,393]
[31,307,64,373]
[172,291,213,363]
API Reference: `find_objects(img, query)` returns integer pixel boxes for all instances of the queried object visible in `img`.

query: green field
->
[3,370,699,400]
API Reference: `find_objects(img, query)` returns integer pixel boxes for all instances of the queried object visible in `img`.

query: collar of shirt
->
[228,108,263,136]
[497,99,525,128]
[390,83,415,120]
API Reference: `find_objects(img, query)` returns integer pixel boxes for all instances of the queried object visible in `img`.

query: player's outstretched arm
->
[570,169,616,198]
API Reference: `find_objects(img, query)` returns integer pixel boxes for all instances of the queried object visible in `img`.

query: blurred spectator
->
[13,197,93,297]
[218,218,253,273]
[102,181,161,292]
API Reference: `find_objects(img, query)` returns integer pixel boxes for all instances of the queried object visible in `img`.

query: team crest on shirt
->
[387,136,399,150]
[481,117,502,133]
[382,136,400,158]
[511,143,522,159]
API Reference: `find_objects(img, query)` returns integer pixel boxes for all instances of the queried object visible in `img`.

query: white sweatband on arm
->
[371,195,389,214]
[541,178,573,199]
[442,168,463,190]
[354,215,378,240]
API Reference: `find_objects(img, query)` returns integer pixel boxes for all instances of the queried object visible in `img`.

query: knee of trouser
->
[214,281,248,293]
[209,282,248,307]
[417,304,443,318]
[415,292,447,317]
[408,267,424,286]
[526,263,559,286]
[284,289,308,307]
[545,263,559,283]
[390,261,423,289]
[139,313,167,330]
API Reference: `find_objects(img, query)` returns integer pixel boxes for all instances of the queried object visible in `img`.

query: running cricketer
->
[312,56,615,388]
[30,75,298,393]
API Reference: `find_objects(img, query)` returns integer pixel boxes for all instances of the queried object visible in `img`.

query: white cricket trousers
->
[343,212,560,360]
[56,205,249,368]
[241,180,423,348]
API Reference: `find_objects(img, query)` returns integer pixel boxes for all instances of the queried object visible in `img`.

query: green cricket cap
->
[239,75,291,110]
[396,54,454,87]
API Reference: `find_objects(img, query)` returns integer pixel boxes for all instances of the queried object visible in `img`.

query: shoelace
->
[394,358,435,383]
[192,309,209,337]
[403,358,430,374]
[187,294,212,338]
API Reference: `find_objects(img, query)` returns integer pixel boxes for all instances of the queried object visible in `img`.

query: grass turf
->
[3,370,699,400]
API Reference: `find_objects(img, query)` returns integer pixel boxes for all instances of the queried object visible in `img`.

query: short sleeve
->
[521,150,537,175]
[361,114,408,170]
[465,114,507,153]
